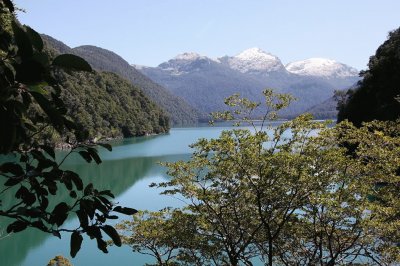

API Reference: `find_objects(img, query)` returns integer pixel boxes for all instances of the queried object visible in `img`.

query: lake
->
[0,122,286,266]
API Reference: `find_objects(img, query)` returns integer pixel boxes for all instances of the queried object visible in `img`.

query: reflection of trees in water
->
[0,153,190,266]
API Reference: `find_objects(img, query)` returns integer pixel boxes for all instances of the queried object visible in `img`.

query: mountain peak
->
[286,58,359,77]
[220,47,285,74]
[158,52,218,75]
[236,47,276,60]
[174,52,206,61]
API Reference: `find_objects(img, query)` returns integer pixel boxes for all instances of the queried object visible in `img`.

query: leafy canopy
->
[117,90,400,265]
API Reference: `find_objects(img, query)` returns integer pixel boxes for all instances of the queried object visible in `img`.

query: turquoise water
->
[0,123,285,266]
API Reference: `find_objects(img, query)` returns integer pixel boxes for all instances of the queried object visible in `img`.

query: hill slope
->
[42,35,201,125]
[140,52,267,114]
[43,37,169,139]
[306,96,338,119]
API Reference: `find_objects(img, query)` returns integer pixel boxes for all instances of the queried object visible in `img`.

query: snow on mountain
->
[158,52,219,75]
[139,48,360,119]
[220,47,286,74]
[173,52,210,61]
[286,58,358,78]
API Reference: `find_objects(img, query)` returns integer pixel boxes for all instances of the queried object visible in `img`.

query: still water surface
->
[0,123,285,266]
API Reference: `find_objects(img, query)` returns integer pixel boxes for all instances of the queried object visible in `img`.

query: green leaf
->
[4,177,22,186]
[101,225,121,247]
[25,26,44,51]
[78,151,92,163]
[97,196,112,207]
[113,206,138,215]
[84,183,94,196]
[62,174,73,190]
[0,162,24,176]
[15,186,29,199]
[76,209,88,227]
[99,190,114,198]
[26,208,42,219]
[53,54,92,72]
[66,170,83,191]
[28,83,48,95]
[87,148,102,164]
[12,21,33,58]
[31,52,50,68]
[3,0,15,12]
[70,231,83,258]
[43,179,57,195]
[50,202,69,227]
[69,190,77,198]
[96,237,108,254]
[40,145,55,159]
[7,220,28,233]
[81,199,95,220]
[98,143,112,152]
[22,191,36,206]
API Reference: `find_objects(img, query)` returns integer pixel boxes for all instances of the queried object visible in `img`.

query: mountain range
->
[42,34,360,121]
[42,35,202,125]
[137,48,360,117]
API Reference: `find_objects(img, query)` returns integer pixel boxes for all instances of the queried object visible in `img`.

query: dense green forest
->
[42,35,202,125]
[43,39,169,140]
[338,27,400,125]
[56,70,169,139]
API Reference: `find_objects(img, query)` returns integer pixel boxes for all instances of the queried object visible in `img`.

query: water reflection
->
[0,153,190,266]
[0,124,287,265]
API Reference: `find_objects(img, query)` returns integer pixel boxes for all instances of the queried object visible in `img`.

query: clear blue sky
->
[14,0,400,70]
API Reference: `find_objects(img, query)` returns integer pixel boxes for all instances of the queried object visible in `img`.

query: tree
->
[337,27,400,126]
[117,90,399,265]
[0,1,136,257]
[47,255,73,266]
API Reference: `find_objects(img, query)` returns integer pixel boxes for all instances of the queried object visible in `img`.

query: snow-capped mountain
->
[286,58,359,78]
[158,52,219,75]
[137,48,360,118]
[219,47,286,74]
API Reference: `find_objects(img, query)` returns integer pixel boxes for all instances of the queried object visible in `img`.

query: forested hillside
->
[42,35,202,125]
[57,71,169,138]
[338,27,400,125]
[43,39,169,139]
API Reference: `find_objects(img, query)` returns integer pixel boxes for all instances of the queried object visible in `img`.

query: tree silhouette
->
[338,27,400,125]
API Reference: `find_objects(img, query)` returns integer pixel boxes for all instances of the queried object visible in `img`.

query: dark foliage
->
[0,2,137,257]
[338,27,400,126]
